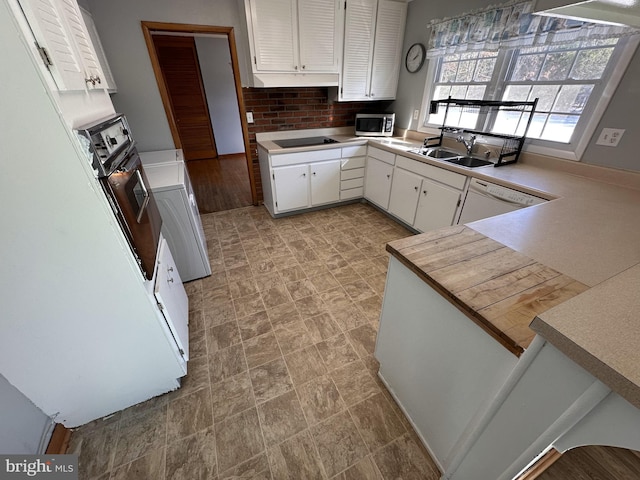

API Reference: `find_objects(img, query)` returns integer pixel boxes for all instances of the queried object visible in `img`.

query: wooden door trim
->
[516,448,562,480]
[141,21,258,205]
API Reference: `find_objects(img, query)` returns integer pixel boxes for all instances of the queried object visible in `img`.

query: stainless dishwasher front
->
[457,178,546,224]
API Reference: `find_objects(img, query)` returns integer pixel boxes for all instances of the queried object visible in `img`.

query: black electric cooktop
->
[273,137,340,148]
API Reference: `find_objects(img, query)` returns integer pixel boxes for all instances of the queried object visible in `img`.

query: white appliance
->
[458,178,546,224]
[140,150,211,282]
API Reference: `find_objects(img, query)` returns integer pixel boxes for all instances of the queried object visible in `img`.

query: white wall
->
[0,375,51,454]
[196,36,245,155]
[85,0,251,153]
[393,0,640,173]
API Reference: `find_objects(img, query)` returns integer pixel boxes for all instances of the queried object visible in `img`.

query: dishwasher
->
[457,178,546,224]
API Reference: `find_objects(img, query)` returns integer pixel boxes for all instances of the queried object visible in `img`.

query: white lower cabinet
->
[388,168,422,225]
[310,159,341,205]
[364,156,394,209]
[273,163,310,212]
[378,154,466,232]
[414,178,462,232]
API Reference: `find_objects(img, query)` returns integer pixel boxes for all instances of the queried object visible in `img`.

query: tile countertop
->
[258,126,640,409]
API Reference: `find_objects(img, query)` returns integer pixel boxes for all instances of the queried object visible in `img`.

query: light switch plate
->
[246,112,254,124]
[596,128,624,146]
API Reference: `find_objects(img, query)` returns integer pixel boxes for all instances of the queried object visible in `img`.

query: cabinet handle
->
[167,277,174,284]
[168,266,174,273]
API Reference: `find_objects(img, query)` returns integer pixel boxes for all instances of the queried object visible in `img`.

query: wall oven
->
[77,115,162,280]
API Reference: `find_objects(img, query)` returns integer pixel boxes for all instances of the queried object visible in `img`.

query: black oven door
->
[101,147,162,280]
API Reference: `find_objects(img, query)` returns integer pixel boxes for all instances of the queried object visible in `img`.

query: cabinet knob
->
[302,172,306,177]
[294,65,298,70]
[386,174,391,179]
[302,65,306,70]
[312,171,316,176]
[371,93,375,97]
[414,186,419,191]
[423,190,428,195]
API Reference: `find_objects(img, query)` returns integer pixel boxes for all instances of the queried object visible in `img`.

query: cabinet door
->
[155,239,189,361]
[370,0,407,99]
[298,0,342,73]
[310,159,341,205]
[340,0,376,100]
[57,0,104,84]
[18,0,87,90]
[388,168,422,225]
[413,178,461,233]
[80,7,116,91]
[273,164,310,212]
[364,156,394,210]
[249,0,297,71]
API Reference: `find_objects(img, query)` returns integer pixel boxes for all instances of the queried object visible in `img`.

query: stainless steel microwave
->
[355,113,395,137]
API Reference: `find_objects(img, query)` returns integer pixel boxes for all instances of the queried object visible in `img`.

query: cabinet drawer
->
[341,168,365,180]
[367,146,396,165]
[396,155,466,190]
[342,145,367,158]
[341,156,366,170]
[341,178,364,190]
[271,148,341,167]
[341,187,364,200]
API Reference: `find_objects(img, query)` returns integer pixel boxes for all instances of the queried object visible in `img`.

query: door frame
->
[141,21,258,205]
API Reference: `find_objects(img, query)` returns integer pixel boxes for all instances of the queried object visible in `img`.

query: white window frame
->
[418,36,640,161]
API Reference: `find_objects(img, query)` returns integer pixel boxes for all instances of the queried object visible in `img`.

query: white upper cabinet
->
[80,7,117,91]
[18,0,106,91]
[246,0,343,86]
[340,0,407,101]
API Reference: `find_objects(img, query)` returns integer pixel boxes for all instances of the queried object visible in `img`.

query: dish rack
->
[425,98,538,167]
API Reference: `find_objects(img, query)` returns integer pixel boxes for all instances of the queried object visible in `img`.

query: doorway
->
[141,22,257,212]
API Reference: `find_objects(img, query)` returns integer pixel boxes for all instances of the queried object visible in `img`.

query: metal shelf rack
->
[425,97,538,167]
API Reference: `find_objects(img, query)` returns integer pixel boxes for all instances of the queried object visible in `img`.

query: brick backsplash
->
[242,87,391,202]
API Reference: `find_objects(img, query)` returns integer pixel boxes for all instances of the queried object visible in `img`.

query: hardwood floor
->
[536,446,640,480]
[185,153,252,214]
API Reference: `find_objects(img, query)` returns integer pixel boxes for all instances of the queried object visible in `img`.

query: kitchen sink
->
[444,156,493,168]
[425,148,459,159]
[273,137,339,148]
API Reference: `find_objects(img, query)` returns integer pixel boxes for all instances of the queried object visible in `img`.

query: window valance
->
[427,0,639,58]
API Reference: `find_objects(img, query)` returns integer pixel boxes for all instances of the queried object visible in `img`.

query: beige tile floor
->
[69,203,441,480]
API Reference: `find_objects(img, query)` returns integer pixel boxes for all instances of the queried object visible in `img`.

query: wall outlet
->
[596,128,624,146]
[413,109,420,120]
[246,111,254,124]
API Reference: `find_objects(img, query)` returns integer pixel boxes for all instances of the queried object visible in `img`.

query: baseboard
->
[45,424,72,454]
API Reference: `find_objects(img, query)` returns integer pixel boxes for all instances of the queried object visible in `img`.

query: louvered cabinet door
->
[57,0,104,86]
[369,0,406,99]
[298,0,342,73]
[340,0,376,100]
[249,0,298,72]
[18,0,86,90]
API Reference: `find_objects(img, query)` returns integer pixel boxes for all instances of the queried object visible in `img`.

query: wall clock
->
[405,43,426,73]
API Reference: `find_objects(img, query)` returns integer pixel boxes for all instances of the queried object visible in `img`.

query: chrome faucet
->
[456,134,476,156]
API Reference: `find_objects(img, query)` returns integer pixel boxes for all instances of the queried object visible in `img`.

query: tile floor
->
[69,203,441,479]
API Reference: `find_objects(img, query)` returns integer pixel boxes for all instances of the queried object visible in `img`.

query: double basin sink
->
[413,147,494,168]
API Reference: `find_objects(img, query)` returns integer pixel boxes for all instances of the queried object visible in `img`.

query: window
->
[420,1,639,159]
[422,38,630,153]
